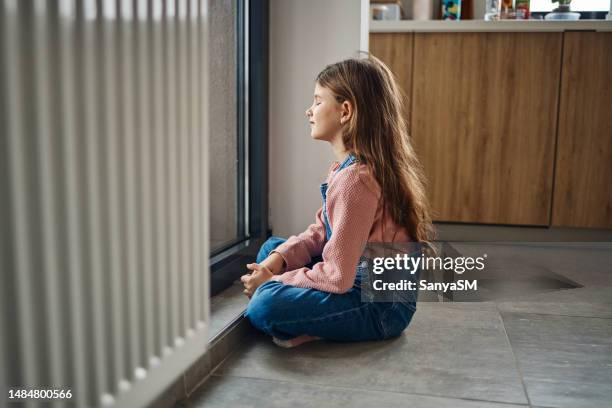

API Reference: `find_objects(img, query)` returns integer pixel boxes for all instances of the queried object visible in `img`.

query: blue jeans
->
[245,237,417,341]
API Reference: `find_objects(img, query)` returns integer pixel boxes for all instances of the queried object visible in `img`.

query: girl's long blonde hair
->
[316,55,434,244]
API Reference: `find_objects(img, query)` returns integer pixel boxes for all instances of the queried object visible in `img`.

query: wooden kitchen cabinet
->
[369,33,413,133]
[552,32,612,228]
[411,33,562,225]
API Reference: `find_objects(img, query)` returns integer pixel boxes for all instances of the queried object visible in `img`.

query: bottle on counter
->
[439,0,473,20]
[441,0,461,20]
[484,0,501,20]
[461,0,474,19]
[412,0,434,20]
[515,0,530,19]
[500,0,516,19]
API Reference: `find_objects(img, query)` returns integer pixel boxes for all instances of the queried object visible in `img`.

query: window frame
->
[210,0,269,296]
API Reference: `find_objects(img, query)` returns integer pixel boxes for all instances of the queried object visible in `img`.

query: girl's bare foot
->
[272,334,322,348]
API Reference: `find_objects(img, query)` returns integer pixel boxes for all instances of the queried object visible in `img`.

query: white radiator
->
[0,1,210,407]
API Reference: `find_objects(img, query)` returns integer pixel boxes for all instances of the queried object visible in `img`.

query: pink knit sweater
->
[270,161,411,294]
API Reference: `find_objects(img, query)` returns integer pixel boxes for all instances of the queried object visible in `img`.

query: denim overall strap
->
[321,154,358,241]
[336,153,358,171]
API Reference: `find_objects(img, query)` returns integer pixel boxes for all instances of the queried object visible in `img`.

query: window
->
[208,0,269,295]
[208,0,245,254]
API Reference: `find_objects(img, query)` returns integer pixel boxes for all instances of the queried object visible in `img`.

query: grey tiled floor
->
[189,243,612,408]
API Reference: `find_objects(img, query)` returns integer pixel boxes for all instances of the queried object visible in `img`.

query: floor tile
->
[501,312,612,408]
[187,375,529,408]
[496,286,612,319]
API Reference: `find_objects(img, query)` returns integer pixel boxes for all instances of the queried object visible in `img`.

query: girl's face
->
[305,83,347,142]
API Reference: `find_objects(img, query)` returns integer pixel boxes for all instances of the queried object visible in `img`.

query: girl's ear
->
[340,100,353,124]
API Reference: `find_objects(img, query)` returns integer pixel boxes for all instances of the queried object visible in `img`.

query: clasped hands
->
[240,263,274,299]
[241,252,286,299]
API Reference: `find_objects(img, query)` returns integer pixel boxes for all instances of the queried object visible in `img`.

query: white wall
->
[269,0,368,237]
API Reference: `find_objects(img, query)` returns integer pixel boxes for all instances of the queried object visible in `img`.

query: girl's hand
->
[240,263,274,298]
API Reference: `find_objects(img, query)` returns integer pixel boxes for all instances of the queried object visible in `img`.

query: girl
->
[240,55,434,348]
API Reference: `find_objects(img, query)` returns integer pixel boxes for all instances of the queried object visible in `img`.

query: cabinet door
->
[552,32,612,228]
[411,33,561,225]
[369,33,413,133]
